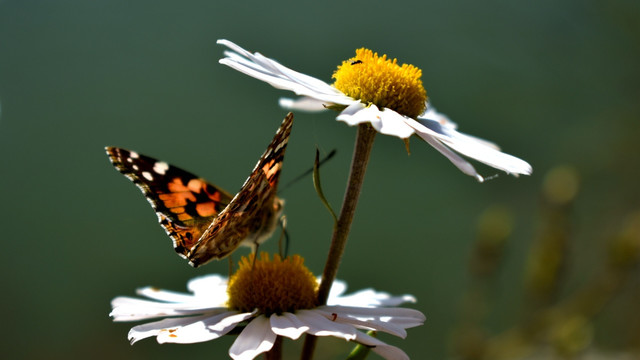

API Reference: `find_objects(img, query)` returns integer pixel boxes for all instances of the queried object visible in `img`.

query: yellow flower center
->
[227,253,318,315]
[332,48,428,119]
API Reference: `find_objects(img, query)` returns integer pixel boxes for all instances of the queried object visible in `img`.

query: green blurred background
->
[1,0,639,359]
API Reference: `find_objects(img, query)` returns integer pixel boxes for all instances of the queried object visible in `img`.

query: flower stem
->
[265,336,282,360]
[301,123,376,360]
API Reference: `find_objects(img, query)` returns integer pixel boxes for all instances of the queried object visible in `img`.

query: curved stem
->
[300,123,376,360]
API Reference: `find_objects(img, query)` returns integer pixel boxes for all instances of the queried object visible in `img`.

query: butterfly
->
[106,112,293,268]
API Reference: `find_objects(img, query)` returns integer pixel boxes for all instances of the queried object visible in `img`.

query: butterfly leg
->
[251,242,260,269]
[278,215,289,258]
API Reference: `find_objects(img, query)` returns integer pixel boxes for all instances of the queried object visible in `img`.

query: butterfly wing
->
[105,147,233,259]
[187,112,294,267]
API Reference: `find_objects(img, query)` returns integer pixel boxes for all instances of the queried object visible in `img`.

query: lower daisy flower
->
[110,253,425,360]
[218,39,532,182]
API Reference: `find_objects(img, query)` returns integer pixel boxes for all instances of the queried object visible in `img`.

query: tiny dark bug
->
[350,60,363,65]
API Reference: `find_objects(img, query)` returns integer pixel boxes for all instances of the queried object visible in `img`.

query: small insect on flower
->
[218,40,532,182]
[106,113,293,267]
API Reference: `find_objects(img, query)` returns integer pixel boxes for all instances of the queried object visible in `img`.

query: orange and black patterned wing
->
[187,113,294,267]
[105,147,233,259]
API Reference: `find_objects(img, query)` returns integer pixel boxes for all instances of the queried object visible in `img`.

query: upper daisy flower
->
[110,253,425,360]
[218,39,532,182]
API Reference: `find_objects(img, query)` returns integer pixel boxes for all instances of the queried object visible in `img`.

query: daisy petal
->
[318,306,426,337]
[155,311,241,344]
[329,288,416,307]
[326,312,408,338]
[378,109,417,138]
[295,309,357,341]
[336,104,415,138]
[209,311,256,331]
[355,331,410,360]
[326,279,348,299]
[218,39,353,106]
[128,314,212,344]
[135,286,196,303]
[337,103,383,129]
[279,97,330,112]
[323,305,426,320]
[419,117,532,175]
[407,115,532,178]
[270,312,310,340]
[425,132,484,179]
[444,137,533,176]
[229,315,277,360]
[421,104,459,129]
[110,297,226,321]
[187,274,228,298]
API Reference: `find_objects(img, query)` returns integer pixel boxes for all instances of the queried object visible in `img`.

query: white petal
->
[317,306,426,337]
[127,314,211,344]
[336,104,414,138]
[229,315,277,360]
[405,115,531,180]
[279,97,332,112]
[377,109,416,138]
[294,309,357,341]
[336,103,383,129]
[418,132,484,181]
[320,311,408,338]
[416,117,532,175]
[325,306,425,320]
[210,311,256,332]
[218,39,353,106]
[269,312,309,340]
[355,331,410,360]
[330,288,416,307]
[423,104,499,152]
[110,296,226,321]
[421,104,458,129]
[187,274,228,298]
[325,279,348,301]
[135,286,196,303]
[155,311,241,344]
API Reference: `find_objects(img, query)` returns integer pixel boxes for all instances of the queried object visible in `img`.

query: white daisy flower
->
[218,39,532,182]
[110,253,425,360]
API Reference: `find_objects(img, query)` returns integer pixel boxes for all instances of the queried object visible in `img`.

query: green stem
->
[265,336,282,360]
[300,123,377,360]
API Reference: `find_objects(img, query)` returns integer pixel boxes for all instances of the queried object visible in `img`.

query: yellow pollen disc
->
[332,48,427,118]
[227,253,318,315]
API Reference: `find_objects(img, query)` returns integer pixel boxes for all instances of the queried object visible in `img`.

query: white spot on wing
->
[142,171,153,181]
[154,161,169,175]
[274,140,287,153]
[130,151,139,159]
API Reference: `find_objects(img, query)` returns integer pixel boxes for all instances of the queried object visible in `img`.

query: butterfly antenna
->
[278,149,337,194]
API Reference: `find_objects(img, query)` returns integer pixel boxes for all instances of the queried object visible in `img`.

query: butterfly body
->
[106,113,293,267]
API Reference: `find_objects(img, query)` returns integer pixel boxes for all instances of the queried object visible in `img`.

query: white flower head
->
[110,253,425,360]
[218,39,532,182]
